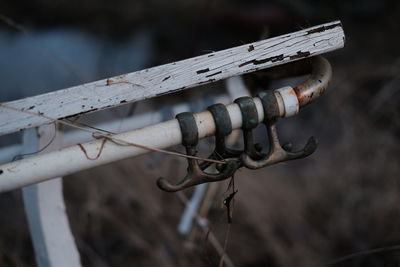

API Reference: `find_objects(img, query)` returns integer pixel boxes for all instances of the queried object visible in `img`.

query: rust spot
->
[106,79,113,85]
[162,76,171,82]
[289,51,310,60]
[206,71,222,78]
[288,89,297,98]
[248,45,254,52]
[196,68,210,74]
[307,22,341,34]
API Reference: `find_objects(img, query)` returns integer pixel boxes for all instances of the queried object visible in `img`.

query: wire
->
[329,245,400,265]
[12,123,57,161]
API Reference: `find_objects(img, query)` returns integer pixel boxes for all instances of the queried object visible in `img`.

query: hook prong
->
[157,111,240,192]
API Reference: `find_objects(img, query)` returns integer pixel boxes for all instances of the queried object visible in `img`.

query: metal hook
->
[241,90,318,169]
[199,103,241,171]
[157,112,240,192]
[234,97,264,160]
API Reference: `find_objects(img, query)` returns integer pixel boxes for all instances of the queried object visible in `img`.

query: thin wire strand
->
[0,103,226,165]
[12,123,57,161]
[329,245,400,265]
[219,176,236,267]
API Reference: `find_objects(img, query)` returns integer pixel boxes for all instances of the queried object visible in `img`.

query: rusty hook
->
[157,112,240,192]
[241,90,317,169]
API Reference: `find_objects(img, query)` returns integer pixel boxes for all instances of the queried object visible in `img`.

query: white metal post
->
[22,125,81,267]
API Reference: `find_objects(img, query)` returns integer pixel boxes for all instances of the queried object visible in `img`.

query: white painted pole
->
[22,125,81,267]
[0,93,232,164]
[0,98,263,192]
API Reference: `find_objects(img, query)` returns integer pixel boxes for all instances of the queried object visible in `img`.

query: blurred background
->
[0,0,399,266]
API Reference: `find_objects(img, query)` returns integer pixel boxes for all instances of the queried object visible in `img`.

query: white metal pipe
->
[0,94,233,164]
[0,98,264,193]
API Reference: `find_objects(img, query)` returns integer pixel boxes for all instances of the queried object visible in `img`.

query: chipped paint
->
[0,21,344,136]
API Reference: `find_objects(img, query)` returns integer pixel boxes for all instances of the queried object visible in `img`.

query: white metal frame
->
[22,126,81,267]
[0,21,345,267]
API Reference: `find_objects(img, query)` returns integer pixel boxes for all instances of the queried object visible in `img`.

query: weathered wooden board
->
[0,21,344,136]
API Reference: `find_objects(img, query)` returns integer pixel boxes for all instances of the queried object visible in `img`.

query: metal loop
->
[258,90,280,121]
[176,112,198,147]
[157,111,240,192]
[207,104,232,137]
[199,103,241,170]
[234,97,259,129]
[234,96,264,160]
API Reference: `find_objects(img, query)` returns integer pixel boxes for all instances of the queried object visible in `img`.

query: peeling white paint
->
[0,21,345,136]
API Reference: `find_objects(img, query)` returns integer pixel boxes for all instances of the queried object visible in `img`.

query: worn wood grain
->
[0,21,344,136]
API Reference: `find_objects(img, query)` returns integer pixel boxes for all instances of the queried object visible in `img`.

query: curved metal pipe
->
[254,56,332,110]
[294,56,332,108]
[240,56,332,169]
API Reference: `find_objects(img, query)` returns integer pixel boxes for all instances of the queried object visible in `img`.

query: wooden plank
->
[0,21,344,136]
[22,125,81,267]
